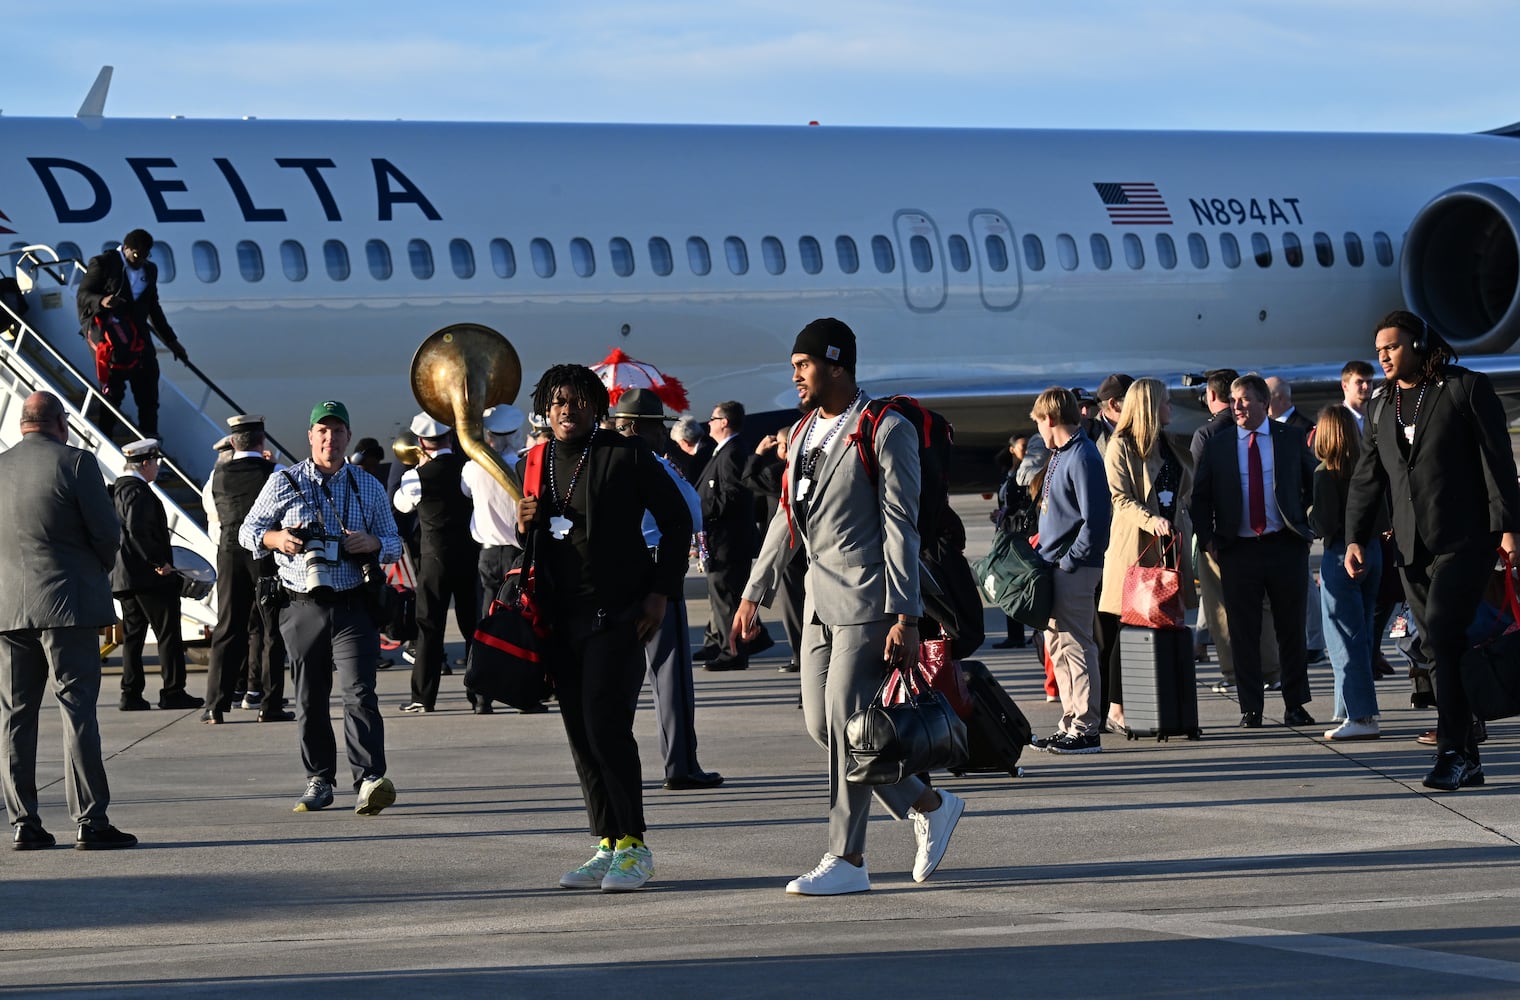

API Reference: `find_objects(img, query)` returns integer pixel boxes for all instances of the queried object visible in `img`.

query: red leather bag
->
[884,634,973,720]
[1120,535,1185,630]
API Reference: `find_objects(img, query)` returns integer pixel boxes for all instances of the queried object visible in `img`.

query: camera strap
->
[318,472,355,534]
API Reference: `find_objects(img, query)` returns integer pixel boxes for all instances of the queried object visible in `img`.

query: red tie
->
[1248,431,1267,535]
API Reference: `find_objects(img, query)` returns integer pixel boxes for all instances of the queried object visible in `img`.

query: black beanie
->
[792,317,856,371]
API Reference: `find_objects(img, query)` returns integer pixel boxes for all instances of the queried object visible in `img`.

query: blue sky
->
[4,1,1517,133]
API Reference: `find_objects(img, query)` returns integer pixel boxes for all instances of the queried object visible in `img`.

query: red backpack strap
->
[521,441,547,497]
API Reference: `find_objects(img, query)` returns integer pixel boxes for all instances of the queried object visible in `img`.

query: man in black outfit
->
[201,415,291,724]
[76,229,190,438]
[696,401,760,670]
[1191,373,1317,729]
[1345,311,1520,791]
[395,413,480,714]
[519,365,691,893]
[111,439,203,711]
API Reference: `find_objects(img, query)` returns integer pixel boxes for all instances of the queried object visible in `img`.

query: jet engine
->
[1402,180,1520,354]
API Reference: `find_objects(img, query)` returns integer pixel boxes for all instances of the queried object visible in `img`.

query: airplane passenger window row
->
[1019,229,1397,273]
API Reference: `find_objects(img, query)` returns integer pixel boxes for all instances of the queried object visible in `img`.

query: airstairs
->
[0,244,295,635]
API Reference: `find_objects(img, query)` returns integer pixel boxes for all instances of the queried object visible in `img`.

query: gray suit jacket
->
[744,396,920,626]
[0,433,121,630]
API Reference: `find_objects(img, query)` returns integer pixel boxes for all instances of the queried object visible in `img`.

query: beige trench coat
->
[1098,431,1198,617]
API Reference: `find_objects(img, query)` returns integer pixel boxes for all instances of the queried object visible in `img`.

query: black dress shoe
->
[158,692,204,710]
[199,706,224,725]
[693,646,721,662]
[118,695,152,712]
[778,661,800,673]
[519,701,549,714]
[473,701,494,715]
[1423,750,1476,791]
[704,658,749,672]
[1283,705,1316,726]
[257,709,296,722]
[75,824,138,850]
[1239,712,1262,728]
[11,823,55,851]
[664,771,724,790]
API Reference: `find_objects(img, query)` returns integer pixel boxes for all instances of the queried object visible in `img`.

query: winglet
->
[76,66,113,118]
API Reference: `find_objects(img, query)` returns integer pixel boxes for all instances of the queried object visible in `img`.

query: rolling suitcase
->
[950,659,1033,777]
[1120,625,1201,741]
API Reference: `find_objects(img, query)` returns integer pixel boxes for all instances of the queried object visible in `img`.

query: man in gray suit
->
[0,392,137,850]
[732,318,966,896]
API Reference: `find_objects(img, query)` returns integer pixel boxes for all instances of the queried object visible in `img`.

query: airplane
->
[4,66,1520,492]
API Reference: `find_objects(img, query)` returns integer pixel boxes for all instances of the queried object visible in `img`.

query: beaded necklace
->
[799,389,863,481]
[546,434,594,515]
[1393,379,1430,441]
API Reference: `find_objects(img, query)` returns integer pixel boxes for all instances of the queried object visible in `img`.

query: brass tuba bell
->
[409,323,524,501]
[391,429,422,467]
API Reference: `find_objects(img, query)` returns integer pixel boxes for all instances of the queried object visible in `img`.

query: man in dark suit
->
[1191,373,1317,728]
[697,401,760,670]
[76,229,190,438]
[518,365,692,892]
[1267,376,1316,434]
[1269,375,1327,662]
[0,392,136,850]
[112,439,203,711]
[1346,311,1520,791]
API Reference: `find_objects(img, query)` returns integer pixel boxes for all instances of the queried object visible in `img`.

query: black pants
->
[1096,610,1122,712]
[552,610,648,839]
[411,543,480,708]
[1400,536,1497,759]
[206,547,276,711]
[118,588,186,699]
[280,592,385,791]
[703,552,751,669]
[1217,532,1311,715]
[101,351,160,437]
[247,598,286,709]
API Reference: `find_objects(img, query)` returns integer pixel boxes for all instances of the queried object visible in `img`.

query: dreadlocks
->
[1378,309,1457,386]
[531,364,610,424]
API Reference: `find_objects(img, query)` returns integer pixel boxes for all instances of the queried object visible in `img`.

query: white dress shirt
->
[460,448,520,548]
[1235,422,1284,536]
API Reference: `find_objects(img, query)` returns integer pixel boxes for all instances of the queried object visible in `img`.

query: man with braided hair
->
[517,364,692,892]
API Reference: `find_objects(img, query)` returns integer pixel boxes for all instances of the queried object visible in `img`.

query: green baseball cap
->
[309,400,351,427]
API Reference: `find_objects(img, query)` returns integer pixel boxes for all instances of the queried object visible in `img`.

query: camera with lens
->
[288,524,342,596]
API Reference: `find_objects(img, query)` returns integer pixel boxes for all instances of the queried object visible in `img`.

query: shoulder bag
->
[1120,535,1186,629]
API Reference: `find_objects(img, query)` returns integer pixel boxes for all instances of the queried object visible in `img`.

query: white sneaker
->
[601,844,655,892]
[785,854,871,896]
[559,846,616,889]
[1325,718,1380,741]
[911,789,966,882]
[355,775,396,815]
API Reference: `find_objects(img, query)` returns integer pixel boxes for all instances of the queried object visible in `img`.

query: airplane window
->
[725,236,749,275]
[1343,232,1364,267]
[872,235,895,273]
[984,234,1009,272]
[1022,234,1045,272]
[687,237,711,276]
[836,236,859,274]
[1282,232,1304,268]
[948,234,972,272]
[610,237,634,277]
[910,235,934,273]
[571,237,595,277]
[799,236,823,274]
[192,241,220,283]
[324,240,350,281]
[1089,234,1112,271]
[1155,234,1177,270]
[1187,233,1209,269]
[449,238,475,279]
[1123,233,1144,270]
[366,240,393,280]
[763,236,785,275]
[490,238,516,278]
[1056,234,1078,271]
[152,242,176,282]
[648,237,673,276]
[1251,233,1272,268]
[56,241,83,265]
[236,241,264,283]
[409,239,434,280]
[1373,231,1394,266]
[1313,232,1334,267]
[280,240,308,282]
[1219,233,1241,269]
[532,238,556,278]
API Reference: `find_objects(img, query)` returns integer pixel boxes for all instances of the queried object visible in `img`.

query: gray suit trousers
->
[0,626,112,828]
[801,612,924,856]
[643,597,702,780]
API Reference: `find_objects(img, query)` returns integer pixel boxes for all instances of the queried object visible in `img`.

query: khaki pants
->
[1046,565,1103,736]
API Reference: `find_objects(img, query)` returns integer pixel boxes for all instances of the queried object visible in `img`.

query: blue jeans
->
[1320,541,1381,721]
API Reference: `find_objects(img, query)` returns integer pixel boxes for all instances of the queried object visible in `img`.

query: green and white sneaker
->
[559,845,616,889]
[601,844,655,892]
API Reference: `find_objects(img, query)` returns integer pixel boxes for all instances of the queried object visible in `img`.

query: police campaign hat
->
[612,388,675,422]
[123,438,162,461]
[226,413,265,430]
[310,400,350,427]
[409,412,451,438]
[483,405,525,434]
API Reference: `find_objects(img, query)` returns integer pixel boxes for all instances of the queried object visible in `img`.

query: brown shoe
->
[1415,728,1437,746]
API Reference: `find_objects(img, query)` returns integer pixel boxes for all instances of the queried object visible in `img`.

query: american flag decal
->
[1094,182,1172,225]
[0,209,13,236]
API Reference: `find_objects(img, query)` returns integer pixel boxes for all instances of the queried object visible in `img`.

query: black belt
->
[285,587,364,608]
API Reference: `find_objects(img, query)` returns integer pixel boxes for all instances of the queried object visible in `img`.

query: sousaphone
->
[409,323,524,501]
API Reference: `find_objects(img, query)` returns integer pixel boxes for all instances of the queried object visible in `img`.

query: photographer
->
[240,401,402,816]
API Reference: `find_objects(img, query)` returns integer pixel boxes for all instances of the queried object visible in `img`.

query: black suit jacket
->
[110,476,176,594]
[76,250,181,352]
[697,440,758,562]
[1281,408,1314,434]
[1191,420,1316,553]
[1347,366,1520,561]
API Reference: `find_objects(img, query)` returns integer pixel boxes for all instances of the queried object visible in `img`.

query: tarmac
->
[4,496,1520,998]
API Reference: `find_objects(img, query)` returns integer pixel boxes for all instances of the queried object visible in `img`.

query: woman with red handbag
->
[1097,377,1197,734]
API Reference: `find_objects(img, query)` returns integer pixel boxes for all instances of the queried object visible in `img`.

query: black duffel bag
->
[845,661,968,785]
[464,537,552,713]
[1459,549,1520,721]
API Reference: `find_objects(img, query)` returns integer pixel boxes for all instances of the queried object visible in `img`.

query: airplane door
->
[893,211,946,312]
[969,211,1022,311]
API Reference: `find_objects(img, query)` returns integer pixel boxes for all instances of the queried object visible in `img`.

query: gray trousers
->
[0,626,112,829]
[644,597,703,780]
[280,596,386,792]
[801,610,923,857]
